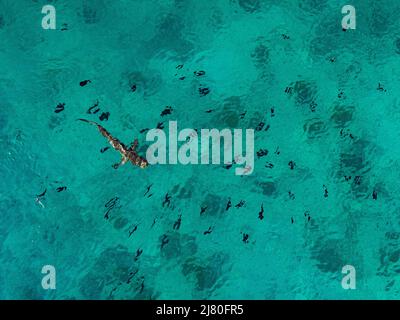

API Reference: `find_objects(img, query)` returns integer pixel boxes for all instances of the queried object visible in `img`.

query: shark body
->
[78,119,148,169]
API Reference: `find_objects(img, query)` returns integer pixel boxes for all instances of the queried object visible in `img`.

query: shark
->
[77,119,148,169]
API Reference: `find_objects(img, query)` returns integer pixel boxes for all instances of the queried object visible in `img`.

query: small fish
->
[226,198,232,211]
[144,184,153,197]
[235,200,245,208]
[36,189,47,198]
[80,80,91,87]
[323,185,328,198]
[160,234,169,249]
[199,87,210,96]
[129,224,138,237]
[194,70,206,77]
[265,162,274,169]
[87,101,100,114]
[160,106,173,117]
[173,215,182,230]
[258,204,264,220]
[54,103,65,113]
[134,249,143,261]
[255,122,265,131]
[257,149,268,159]
[99,112,110,121]
[162,193,171,207]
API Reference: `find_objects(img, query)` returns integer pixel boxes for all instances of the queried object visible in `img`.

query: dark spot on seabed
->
[131,84,137,92]
[373,190,378,200]
[204,227,213,235]
[54,103,65,113]
[100,147,109,153]
[395,38,400,54]
[238,0,261,13]
[288,160,296,170]
[242,233,249,243]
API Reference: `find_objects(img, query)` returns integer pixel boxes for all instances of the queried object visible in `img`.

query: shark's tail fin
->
[77,118,100,127]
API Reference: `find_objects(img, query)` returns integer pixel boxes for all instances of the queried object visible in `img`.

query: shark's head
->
[139,158,149,168]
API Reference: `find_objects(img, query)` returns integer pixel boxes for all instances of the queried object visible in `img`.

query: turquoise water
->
[1,0,400,299]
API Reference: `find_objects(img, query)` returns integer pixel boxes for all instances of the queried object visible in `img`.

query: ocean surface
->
[1,0,400,299]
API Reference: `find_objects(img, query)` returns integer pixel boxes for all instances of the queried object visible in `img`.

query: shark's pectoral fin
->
[128,139,139,151]
[112,155,128,169]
